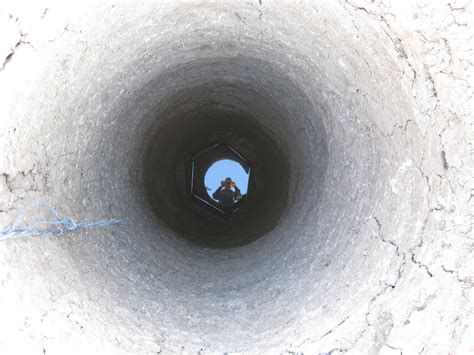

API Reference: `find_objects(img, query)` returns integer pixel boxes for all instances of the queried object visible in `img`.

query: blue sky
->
[205,159,249,199]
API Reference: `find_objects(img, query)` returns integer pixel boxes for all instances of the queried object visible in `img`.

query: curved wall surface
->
[0,1,472,353]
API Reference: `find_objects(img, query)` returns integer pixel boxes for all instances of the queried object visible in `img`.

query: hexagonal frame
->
[189,143,251,215]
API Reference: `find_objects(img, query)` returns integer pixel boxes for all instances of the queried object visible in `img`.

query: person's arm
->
[212,186,222,200]
[233,185,241,197]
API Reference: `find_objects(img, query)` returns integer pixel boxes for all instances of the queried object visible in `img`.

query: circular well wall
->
[0,1,472,353]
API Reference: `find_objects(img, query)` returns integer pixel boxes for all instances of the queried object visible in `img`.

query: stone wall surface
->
[0,1,472,354]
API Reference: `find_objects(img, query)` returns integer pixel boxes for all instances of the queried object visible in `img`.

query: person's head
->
[224,177,233,189]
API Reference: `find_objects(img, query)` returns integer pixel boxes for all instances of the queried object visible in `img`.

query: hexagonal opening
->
[190,143,251,214]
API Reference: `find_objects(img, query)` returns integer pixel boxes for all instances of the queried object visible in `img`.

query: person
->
[212,177,241,207]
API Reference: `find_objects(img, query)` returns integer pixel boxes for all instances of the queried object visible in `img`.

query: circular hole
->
[205,159,250,201]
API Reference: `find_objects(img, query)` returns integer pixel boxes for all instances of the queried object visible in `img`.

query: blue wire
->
[0,200,125,240]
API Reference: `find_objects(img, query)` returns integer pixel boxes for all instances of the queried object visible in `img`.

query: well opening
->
[0,2,470,354]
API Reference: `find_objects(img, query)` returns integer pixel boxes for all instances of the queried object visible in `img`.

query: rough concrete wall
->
[0,1,472,354]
